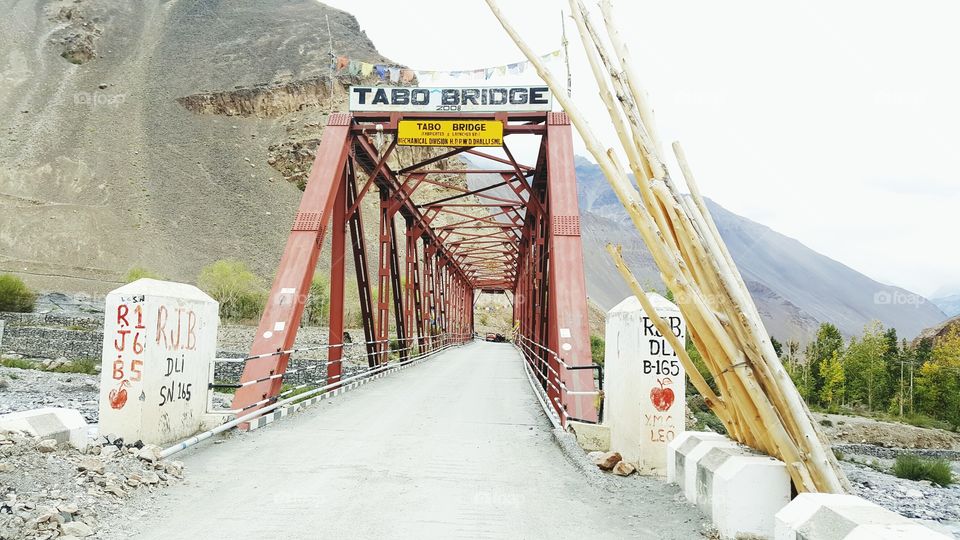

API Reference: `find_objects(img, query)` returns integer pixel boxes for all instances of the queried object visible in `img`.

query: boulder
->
[593,451,622,471]
[612,461,636,476]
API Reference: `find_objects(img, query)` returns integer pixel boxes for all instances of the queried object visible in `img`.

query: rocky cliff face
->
[0,0,392,294]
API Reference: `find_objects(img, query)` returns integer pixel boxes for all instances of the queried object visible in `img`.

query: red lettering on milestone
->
[133,332,145,354]
[171,307,184,350]
[134,304,145,329]
[117,304,129,327]
[186,310,197,350]
[114,329,130,351]
[156,305,169,349]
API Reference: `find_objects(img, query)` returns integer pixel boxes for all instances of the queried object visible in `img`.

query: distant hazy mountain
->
[573,157,947,341]
[932,294,960,318]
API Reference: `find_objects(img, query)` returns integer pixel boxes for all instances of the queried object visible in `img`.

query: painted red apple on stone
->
[650,378,675,412]
[109,380,130,410]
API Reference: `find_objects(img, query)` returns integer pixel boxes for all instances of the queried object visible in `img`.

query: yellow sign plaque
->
[397,119,503,147]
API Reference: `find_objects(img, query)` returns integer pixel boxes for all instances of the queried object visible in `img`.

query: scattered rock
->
[593,451,622,471]
[612,461,636,476]
[76,457,104,475]
[163,460,184,478]
[37,439,58,453]
[98,83,107,89]
[57,503,78,515]
[135,445,161,462]
[60,520,94,537]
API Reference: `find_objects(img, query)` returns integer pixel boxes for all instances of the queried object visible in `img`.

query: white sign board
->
[348,85,552,112]
[603,293,686,475]
[98,279,218,445]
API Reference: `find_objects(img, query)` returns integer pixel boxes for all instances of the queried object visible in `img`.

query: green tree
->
[806,323,844,405]
[819,351,845,409]
[0,274,36,312]
[197,260,267,322]
[843,321,890,410]
[916,327,960,428]
[782,339,814,401]
[590,335,605,366]
[124,266,161,283]
[881,328,901,409]
[770,336,784,358]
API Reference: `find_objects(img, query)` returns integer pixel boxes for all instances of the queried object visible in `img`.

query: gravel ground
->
[0,430,185,540]
[842,458,960,537]
[0,367,99,423]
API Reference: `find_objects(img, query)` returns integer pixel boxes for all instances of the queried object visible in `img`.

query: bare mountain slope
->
[575,158,946,340]
[0,0,388,293]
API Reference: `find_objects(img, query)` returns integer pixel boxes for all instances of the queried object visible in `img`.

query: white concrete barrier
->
[603,293,686,475]
[666,430,726,484]
[775,493,951,540]
[98,279,219,445]
[667,431,792,539]
[677,434,739,501]
[0,407,88,448]
[697,446,790,539]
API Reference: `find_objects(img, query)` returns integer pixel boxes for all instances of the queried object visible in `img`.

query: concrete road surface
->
[121,341,707,539]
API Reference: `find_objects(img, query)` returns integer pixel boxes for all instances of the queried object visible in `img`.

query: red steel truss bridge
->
[228,110,601,427]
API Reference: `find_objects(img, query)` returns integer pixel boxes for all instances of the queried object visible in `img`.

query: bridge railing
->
[513,334,603,427]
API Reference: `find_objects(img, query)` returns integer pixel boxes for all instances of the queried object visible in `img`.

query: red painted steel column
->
[404,221,417,354]
[376,192,392,365]
[327,177,346,385]
[232,113,353,413]
[545,112,598,424]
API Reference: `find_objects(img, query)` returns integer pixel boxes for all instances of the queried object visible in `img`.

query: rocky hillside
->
[0,0,393,294]
[917,315,960,346]
[574,157,946,341]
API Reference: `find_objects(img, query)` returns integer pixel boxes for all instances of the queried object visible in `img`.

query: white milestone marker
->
[98,279,219,445]
[603,292,686,475]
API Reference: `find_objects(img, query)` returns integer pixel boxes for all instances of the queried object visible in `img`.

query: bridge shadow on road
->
[118,341,707,540]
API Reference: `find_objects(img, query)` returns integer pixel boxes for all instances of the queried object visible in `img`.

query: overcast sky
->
[321,0,959,299]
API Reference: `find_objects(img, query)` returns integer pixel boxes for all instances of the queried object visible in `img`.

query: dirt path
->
[111,341,708,540]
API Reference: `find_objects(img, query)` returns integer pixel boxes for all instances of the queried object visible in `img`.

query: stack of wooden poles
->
[485,0,849,493]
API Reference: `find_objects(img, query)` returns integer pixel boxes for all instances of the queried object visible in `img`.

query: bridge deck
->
[125,341,705,539]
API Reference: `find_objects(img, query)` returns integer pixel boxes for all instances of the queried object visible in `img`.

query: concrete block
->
[775,493,951,540]
[98,279,219,445]
[0,407,88,449]
[697,447,790,539]
[603,293,686,475]
[567,421,610,452]
[666,430,726,484]
[673,432,738,501]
